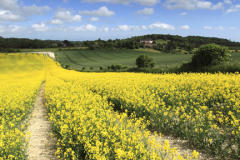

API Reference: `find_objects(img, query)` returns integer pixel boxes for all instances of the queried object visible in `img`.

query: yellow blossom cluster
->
[45,57,199,159]
[0,53,45,159]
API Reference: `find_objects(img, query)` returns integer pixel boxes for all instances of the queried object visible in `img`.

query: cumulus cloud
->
[49,19,63,25]
[111,25,141,31]
[224,0,232,4]
[196,1,212,9]
[0,24,25,33]
[71,24,97,32]
[0,10,22,21]
[22,4,51,16]
[79,6,115,17]
[226,5,240,13]
[98,25,109,32]
[163,0,224,10]
[81,0,160,6]
[90,17,99,21]
[0,0,19,11]
[210,2,224,10]
[0,0,51,22]
[31,22,50,31]
[180,12,187,15]
[179,25,190,30]
[215,26,226,30]
[141,25,148,29]
[54,7,82,22]
[133,7,154,15]
[204,26,212,29]
[149,21,175,30]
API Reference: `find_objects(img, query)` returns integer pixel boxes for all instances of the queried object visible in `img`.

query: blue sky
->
[0,0,239,41]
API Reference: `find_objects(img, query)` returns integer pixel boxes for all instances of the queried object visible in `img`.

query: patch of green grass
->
[55,49,193,70]
[155,39,170,44]
[17,47,87,52]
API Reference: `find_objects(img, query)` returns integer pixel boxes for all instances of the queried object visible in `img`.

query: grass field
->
[55,49,194,70]
[55,49,240,70]
[155,39,170,44]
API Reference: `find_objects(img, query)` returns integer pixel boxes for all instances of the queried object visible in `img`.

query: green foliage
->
[90,66,94,70]
[99,66,104,70]
[82,67,85,70]
[135,54,156,68]
[111,64,116,70]
[65,65,70,69]
[107,65,111,70]
[116,64,122,70]
[192,44,230,66]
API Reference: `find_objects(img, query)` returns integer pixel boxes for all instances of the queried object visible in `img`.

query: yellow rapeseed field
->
[0,53,45,159]
[1,53,239,159]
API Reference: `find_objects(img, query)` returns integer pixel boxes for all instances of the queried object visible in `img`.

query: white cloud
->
[224,0,232,4]
[49,19,63,25]
[204,26,212,29]
[0,0,51,22]
[228,27,236,29]
[0,24,24,33]
[111,25,141,31]
[0,10,22,21]
[163,0,224,10]
[149,21,175,30]
[54,7,82,22]
[79,6,115,17]
[141,25,148,29]
[179,25,190,30]
[71,24,97,32]
[31,22,50,31]
[98,25,109,32]
[226,5,240,13]
[180,12,187,15]
[133,7,154,15]
[90,17,99,21]
[215,26,226,30]
[0,0,19,11]
[210,2,224,10]
[81,0,160,6]
[196,1,212,9]
[63,0,69,3]
[22,4,51,16]
[163,0,197,10]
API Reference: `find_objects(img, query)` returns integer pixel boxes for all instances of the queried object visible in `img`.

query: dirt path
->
[26,83,57,160]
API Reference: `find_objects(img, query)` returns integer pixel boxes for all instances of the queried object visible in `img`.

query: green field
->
[155,39,170,44]
[55,49,195,70]
[55,50,240,70]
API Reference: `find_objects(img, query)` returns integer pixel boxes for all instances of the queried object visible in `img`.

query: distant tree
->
[191,43,230,66]
[136,54,156,68]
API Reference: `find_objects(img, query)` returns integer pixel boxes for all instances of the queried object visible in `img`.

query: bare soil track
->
[26,83,57,160]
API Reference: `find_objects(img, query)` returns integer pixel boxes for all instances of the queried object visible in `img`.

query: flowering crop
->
[45,57,199,159]
[0,53,45,159]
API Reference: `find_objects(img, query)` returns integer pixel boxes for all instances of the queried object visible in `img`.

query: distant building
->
[140,39,153,44]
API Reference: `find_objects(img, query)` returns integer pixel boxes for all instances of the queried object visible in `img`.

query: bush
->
[191,43,230,67]
[107,65,111,70]
[116,64,122,70]
[135,54,156,68]
[82,67,86,70]
[111,65,116,70]
[65,65,70,69]
[90,66,94,70]
[99,66,104,70]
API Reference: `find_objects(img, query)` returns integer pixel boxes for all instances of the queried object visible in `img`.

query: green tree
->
[136,54,156,68]
[191,43,230,66]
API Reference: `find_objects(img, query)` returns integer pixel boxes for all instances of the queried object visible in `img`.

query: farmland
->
[55,49,193,70]
[1,53,240,159]
[55,49,240,71]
